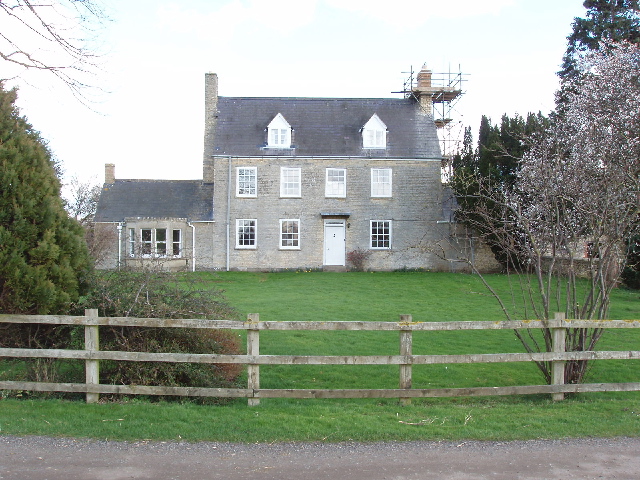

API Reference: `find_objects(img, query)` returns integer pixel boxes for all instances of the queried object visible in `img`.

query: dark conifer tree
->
[560,0,640,80]
[0,84,91,319]
[451,113,548,269]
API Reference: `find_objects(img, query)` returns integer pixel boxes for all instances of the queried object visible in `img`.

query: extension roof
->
[212,96,441,159]
[94,180,214,222]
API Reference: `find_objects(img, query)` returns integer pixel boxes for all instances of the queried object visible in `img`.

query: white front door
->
[324,221,346,266]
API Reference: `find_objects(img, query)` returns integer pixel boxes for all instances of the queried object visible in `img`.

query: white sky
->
[5,0,585,188]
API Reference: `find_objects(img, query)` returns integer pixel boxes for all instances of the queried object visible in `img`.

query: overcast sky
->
[6,0,586,189]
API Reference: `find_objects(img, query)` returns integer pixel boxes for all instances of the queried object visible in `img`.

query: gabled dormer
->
[267,113,292,148]
[362,113,387,149]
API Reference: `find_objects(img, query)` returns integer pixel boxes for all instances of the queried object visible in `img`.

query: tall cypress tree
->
[0,84,91,318]
[451,113,549,269]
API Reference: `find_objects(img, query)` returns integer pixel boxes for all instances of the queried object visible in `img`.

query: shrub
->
[622,235,640,290]
[347,248,372,271]
[77,267,244,398]
[0,85,91,384]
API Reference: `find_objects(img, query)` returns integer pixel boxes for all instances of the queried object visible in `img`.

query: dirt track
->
[2,435,640,479]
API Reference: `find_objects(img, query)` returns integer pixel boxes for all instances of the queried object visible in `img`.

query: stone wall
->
[211,155,450,271]
[94,218,215,271]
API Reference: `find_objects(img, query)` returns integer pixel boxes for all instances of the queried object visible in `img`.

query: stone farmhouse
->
[95,65,476,272]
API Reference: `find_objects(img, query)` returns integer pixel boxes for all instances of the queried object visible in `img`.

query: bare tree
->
[64,175,101,225]
[64,176,114,265]
[453,41,640,384]
[1,0,107,100]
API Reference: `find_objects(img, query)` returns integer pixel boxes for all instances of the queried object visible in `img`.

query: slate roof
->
[94,180,214,222]
[212,96,441,159]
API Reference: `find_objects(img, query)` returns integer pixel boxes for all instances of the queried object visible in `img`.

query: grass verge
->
[1,395,639,442]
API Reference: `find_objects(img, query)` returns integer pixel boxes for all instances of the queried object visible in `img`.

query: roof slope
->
[94,180,214,222]
[213,97,441,159]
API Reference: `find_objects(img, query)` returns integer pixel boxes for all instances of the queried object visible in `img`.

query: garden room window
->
[128,228,135,257]
[155,228,167,256]
[141,229,152,256]
[132,228,179,257]
[172,229,182,256]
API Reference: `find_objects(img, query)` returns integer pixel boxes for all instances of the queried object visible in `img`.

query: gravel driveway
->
[1,435,639,480]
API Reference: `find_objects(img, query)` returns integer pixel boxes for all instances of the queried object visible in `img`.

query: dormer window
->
[267,113,292,148]
[362,114,387,149]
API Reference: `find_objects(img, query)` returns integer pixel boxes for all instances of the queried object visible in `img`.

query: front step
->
[323,265,347,272]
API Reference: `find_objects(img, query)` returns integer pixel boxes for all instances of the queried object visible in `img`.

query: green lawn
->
[208,271,640,392]
[1,270,640,442]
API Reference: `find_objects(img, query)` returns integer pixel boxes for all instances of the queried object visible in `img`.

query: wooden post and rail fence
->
[1,310,640,406]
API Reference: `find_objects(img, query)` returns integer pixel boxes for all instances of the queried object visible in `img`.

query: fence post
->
[246,313,260,406]
[84,309,100,404]
[552,312,566,401]
[399,314,413,406]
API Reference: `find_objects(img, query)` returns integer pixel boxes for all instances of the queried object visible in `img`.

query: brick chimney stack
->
[105,163,115,184]
[414,64,433,115]
[417,64,432,90]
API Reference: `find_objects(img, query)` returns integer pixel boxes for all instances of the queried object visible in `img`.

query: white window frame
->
[280,167,301,197]
[236,219,257,249]
[128,228,135,257]
[280,219,300,250]
[370,220,392,249]
[371,168,392,197]
[155,228,167,256]
[325,168,346,198]
[237,167,257,197]
[267,113,292,148]
[141,228,153,257]
[172,229,182,257]
[133,228,178,257]
[363,114,387,149]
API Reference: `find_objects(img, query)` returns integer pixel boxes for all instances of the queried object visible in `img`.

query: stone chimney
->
[105,163,115,184]
[414,64,434,115]
[203,72,219,184]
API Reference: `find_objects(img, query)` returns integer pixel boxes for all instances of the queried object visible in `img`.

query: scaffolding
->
[396,65,467,182]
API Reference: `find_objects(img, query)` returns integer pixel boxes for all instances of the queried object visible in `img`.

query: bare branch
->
[450,40,640,385]
[0,0,108,104]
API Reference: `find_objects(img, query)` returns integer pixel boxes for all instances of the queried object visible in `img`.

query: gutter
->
[226,155,232,272]
[211,154,444,162]
[188,222,196,272]
[116,223,124,270]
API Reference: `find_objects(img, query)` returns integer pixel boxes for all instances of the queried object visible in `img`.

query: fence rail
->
[1,310,639,405]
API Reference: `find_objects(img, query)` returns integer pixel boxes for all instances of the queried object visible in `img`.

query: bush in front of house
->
[79,268,243,398]
[347,248,372,271]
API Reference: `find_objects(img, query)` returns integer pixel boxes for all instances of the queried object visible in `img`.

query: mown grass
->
[1,270,640,442]
[209,271,640,392]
